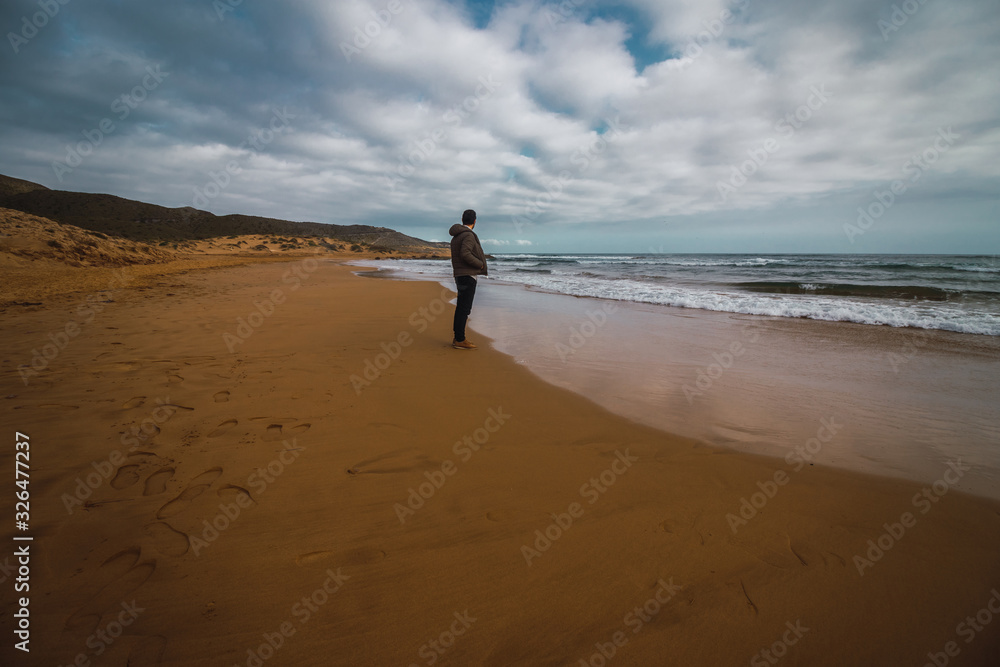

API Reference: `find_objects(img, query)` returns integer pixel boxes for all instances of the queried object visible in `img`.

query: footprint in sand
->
[296,548,385,567]
[167,373,184,384]
[114,361,142,372]
[180,356,216,364]
[110,465,141,490]
[367,422,414,436]
[207,419,237,438]
[263,422,311,441]
[655,511,710,547]
[122,396,147,409]
[143,467,175,496]
[346,448,433,475]
[156,468,223,519]
[213,391,230,403]
[737,579,759,616]
[295,551,335,566]
[824,551,847,567]
[288,423,311,436]
[217,484,254,506]
[144,522,189,557]
[135,423,161,443]
[729,531,815,569]
[64,548,156,634]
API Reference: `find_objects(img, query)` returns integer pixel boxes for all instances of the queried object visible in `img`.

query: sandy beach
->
[2,260,1000,666]
[433,275,1000,499]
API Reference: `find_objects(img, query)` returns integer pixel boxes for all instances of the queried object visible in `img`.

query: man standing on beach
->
[449,209,488,349]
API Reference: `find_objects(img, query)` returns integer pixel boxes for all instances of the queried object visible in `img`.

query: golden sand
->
[2,261,998,666]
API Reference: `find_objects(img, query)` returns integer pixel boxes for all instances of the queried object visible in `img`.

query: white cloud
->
[482,239,533,246]
[0,0,997,251]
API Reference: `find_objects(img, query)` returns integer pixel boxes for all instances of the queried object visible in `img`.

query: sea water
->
[360,253,1000,336]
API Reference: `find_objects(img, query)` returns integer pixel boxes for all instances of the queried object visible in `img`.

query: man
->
[449,209,488,350]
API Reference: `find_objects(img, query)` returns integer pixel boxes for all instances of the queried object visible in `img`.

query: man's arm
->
[461,234,485,270]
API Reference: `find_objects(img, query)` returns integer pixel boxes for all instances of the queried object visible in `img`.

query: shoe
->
[452,339,477,350]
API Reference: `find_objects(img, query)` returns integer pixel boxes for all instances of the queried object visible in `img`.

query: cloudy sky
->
[1,0,998,253]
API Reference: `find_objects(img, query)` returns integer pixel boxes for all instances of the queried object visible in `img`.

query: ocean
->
[361,253,1000,336]
[354,252,1000,497]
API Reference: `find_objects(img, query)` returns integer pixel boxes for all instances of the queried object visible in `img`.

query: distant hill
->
[0,174,447,251]
[0,174,49,199]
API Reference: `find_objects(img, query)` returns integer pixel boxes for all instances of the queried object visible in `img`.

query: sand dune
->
[0,207,446,307]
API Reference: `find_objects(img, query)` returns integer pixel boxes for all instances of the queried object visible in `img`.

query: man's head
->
[462,209,477,227]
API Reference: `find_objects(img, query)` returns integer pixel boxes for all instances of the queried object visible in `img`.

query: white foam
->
[353,259,1000,336]
[506,274,1000,336]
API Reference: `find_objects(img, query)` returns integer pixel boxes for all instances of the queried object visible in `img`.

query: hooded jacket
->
[449,224,488,277]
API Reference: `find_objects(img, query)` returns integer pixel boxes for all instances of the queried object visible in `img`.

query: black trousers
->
[453,275,477,342]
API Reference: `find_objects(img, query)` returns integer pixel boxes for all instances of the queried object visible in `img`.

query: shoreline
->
[358,264,1000,500]
[364,252,1000,337]
[2,260,999,665]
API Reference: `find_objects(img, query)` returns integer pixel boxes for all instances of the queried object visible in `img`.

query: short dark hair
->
[462,209,477,226]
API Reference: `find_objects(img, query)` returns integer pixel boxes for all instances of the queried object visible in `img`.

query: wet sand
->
[1,261,999,666]
[456,278,1000,499]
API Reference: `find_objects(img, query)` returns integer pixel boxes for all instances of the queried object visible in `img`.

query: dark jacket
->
[449,224,488,277]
